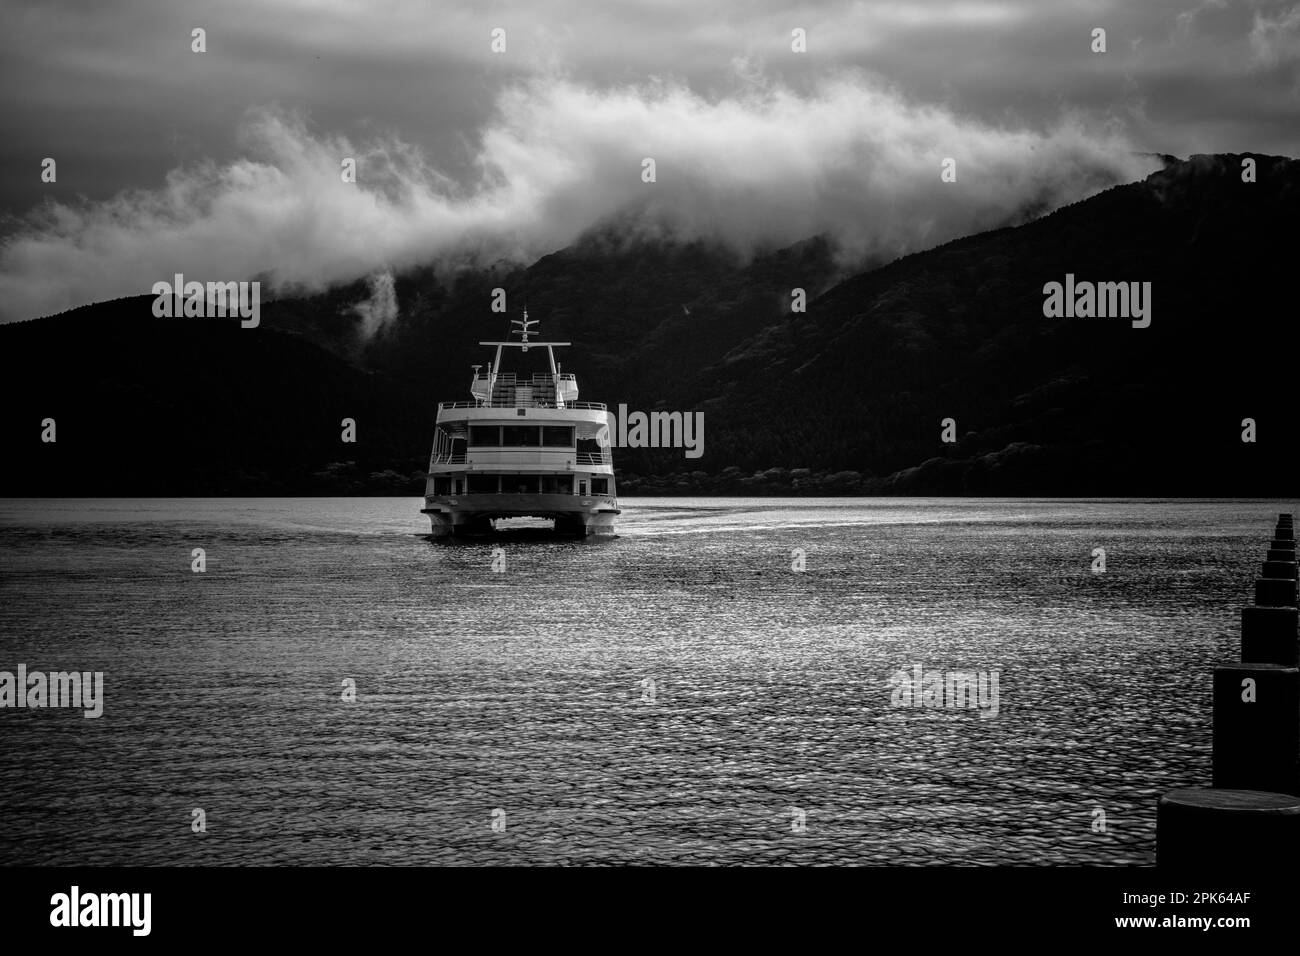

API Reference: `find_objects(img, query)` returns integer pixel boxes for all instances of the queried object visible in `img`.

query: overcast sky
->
[1,0,1296,321]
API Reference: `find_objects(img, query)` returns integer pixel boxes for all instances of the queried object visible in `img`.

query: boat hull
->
[423,493,619,538]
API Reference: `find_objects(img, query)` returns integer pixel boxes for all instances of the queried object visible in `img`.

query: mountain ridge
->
[1,151,1295,496]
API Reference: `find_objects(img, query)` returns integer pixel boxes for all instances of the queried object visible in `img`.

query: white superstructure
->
[421,312,619,537]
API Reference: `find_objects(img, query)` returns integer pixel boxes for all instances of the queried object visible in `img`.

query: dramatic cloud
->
[0,71,1158,322]
[1250,5,1300,66]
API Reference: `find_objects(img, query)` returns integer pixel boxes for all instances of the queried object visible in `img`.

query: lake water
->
[0,497,1284,865]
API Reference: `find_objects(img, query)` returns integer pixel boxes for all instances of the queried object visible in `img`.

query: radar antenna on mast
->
[511,307,539,342]
[511,306,539,351]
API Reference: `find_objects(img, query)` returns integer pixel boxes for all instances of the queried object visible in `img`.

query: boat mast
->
[477,307,571,407]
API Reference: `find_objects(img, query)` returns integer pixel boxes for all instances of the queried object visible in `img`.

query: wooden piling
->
[1262,560,1299,579]
[1212,663,1300,795]
[1255,576,1298,607]
[1241,606,1300,667]
[1157,518,1300,865]
[1157,789,1300,868]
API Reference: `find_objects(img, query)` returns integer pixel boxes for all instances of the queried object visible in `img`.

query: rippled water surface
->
[0,497,1284,865]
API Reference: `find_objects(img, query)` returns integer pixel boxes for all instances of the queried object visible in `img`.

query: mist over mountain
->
[1,152,1295,496]
[0,73,1158,325]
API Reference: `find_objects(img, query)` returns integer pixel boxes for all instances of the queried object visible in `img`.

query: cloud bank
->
[0,72,1159,322]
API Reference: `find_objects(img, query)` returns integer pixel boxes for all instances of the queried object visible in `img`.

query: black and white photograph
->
[1,0,1298,940]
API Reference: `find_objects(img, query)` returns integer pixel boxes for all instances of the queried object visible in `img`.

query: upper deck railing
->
[479,373,577,384]
[428,450,611,466]
[439,400,607,411]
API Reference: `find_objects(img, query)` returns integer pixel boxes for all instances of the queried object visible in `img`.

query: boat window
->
[591,477,609,495]
[469,426,501,447]
[468,475,499,494]
[542,426,574,447]
[556,476,573,495]
[502,425,540,447]
[506,476,539,494]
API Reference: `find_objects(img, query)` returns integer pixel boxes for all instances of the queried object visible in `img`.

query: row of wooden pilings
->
[1156,512,1300,867]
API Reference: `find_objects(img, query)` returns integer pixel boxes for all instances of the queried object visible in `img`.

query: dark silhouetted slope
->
[1,153,1295,496]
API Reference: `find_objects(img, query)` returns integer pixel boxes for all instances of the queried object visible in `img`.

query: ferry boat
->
[421,311,619,537]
